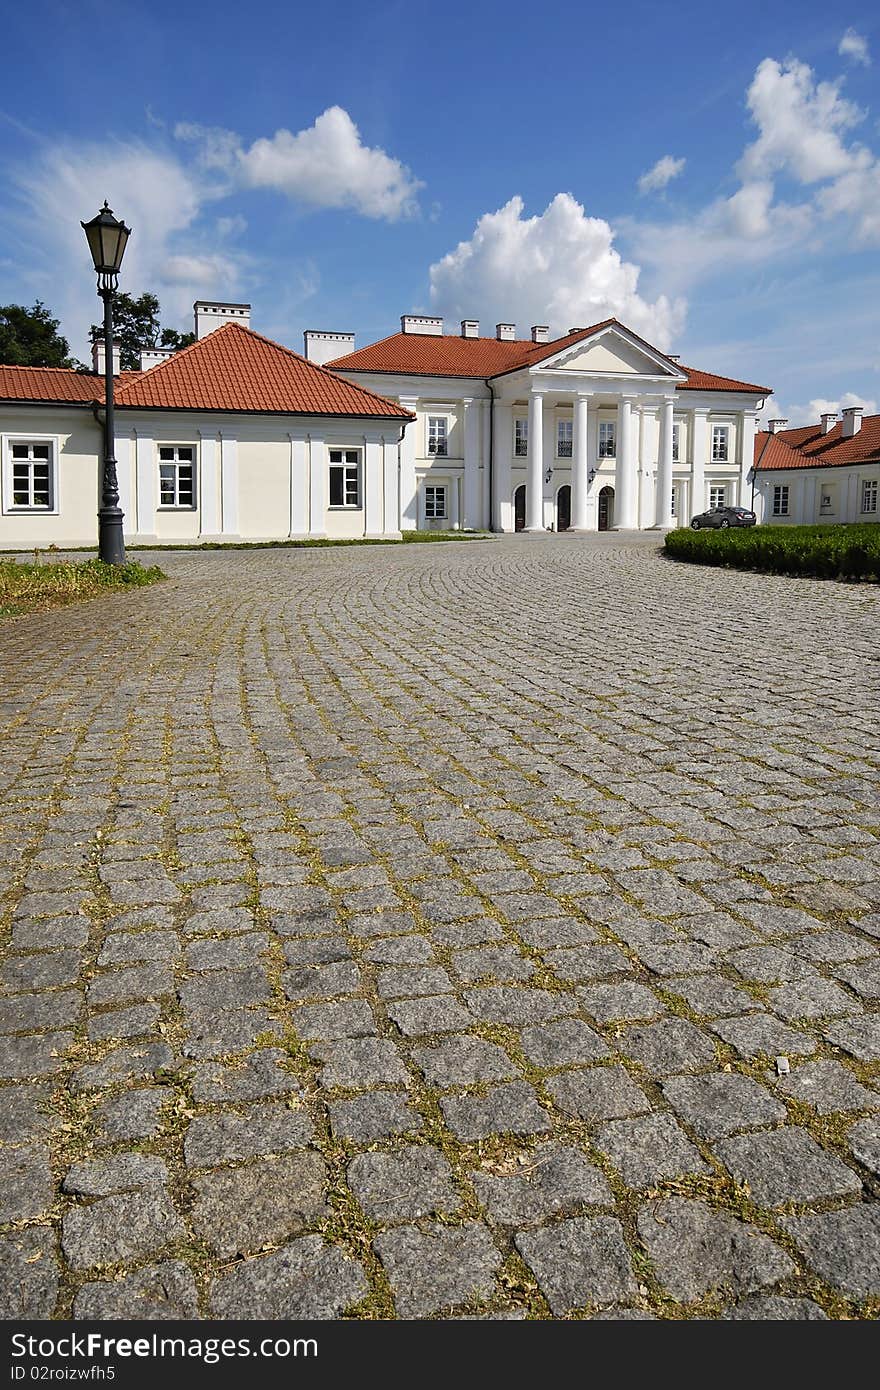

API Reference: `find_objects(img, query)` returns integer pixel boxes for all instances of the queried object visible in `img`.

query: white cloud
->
[177,107,422,221]
[630,53,880,295]
[9,138,213,356]
[739,58,866,184]
[158,253,239,288]
[839,28,871,67]
[759,390,877,426]
[638,155,686,194]
[429,194,685,350]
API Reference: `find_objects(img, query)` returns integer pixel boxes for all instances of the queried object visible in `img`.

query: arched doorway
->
[556,485,571,532]
[514,485,526,532]
[598,485,615,531]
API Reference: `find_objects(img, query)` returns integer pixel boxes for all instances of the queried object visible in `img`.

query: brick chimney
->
[194,301,251,340]
[496,323,516,341]
[401,315,442,335]
[460,320,479,338]
[841,406,863,437]
[531,325,549,343]
[820,412,838,435]
[91,330,121,376]
[768,418,789,434]
[303,331,355,365]
[139,347,175,371]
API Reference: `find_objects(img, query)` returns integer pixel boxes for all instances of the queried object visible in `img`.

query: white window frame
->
[424,483,447,520]
[427,415,448,457]
[598,421,616,458]
[556,418,573,458]
[328,447,362,509]
[671,422,681,462]
[157,444,197,509]
[709,484,728,510]
[861,478,878,515]
[711,424,730,462]
[514,417,528,457]
[820,487,834,515]
[670,486,677,519]
[772,484,790,517]
[2,435,59,515]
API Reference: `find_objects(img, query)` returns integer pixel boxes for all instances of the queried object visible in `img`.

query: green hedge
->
[664,523,880,582]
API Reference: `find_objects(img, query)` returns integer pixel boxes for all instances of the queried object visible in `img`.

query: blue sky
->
[1,0,878,421]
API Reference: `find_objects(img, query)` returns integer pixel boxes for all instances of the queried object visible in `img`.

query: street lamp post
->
[81,202,131,565]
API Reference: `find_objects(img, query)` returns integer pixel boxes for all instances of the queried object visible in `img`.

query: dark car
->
[690,504,756,529]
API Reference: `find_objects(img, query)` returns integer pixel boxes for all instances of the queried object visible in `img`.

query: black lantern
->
[81,201,131,565]
[81,201,131,286]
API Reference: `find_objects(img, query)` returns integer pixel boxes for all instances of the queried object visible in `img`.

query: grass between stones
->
[0,557,165,619]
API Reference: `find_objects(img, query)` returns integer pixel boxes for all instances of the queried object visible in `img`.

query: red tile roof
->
[330,319,770,394]
[0,324,411,420]
[0,365,140,403]
[115,323,410,417]
[676,364,771,394]
[755,415,880,470]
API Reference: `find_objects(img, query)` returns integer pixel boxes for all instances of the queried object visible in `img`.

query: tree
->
[0,301,73,367]
[92,291,195,371]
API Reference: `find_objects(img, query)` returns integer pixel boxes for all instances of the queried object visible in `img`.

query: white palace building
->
[1,299,877,547]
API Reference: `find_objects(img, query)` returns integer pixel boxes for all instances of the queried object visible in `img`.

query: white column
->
[571,393,590,531]
[364,438,382,537]
[383,432,401,538]
[134,429,154,538]
[739,411,757,505]
[288,435,308,537]
[492,401,512,531]
[691,409,708,517]
[448,476,460,530]
[637,407,655,529]
[655,397,674,528]
[219,433,238,536]
[398,401,418,529]
[614,398,637,529]
[462,398,480,530]
[308,435,325,537]
[525,390,544,531]
[200,432,221,536]
[115,430,132,533]
[480,400,491,529]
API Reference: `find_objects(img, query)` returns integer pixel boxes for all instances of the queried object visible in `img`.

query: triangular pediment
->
[535,323,684,378]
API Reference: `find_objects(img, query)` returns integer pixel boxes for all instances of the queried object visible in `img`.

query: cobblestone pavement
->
[1,533,879,1320]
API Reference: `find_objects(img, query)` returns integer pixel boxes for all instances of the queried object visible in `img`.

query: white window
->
[711,425,730,461]
[820,490,834,514]
[862,479,878,514]
[670,487,677,518]
[329,448,361,507]
[598,421,616,457]
[556,419,573,458]
[709,484,727,509]
[427,416,448,456]
[424,484,447,519]
[514,418,528,457]
[158,446,196,508]
[671,422,681,462]
[6,440,55,510]
[772,485,789,516]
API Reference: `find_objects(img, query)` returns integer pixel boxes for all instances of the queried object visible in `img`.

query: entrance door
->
[514,485,526,531]
[556,485,571,532]
[598,485,614,531]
